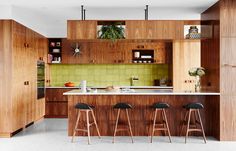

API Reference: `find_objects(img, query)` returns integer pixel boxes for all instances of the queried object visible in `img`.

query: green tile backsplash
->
[50,64,169,87]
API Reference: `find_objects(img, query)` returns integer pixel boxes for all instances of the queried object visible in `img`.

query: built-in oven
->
[37,61,45,99]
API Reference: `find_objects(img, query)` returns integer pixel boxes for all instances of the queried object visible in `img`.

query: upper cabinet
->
[67,20,97,40]
[125,20,147,39]
[126,20,184,40]
[67,20,189,40]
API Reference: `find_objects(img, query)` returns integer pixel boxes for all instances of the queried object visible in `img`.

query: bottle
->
[80,80,87,93]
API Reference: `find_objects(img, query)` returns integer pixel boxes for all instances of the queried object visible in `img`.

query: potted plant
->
[98,23,125,41]
[188,67,205,92]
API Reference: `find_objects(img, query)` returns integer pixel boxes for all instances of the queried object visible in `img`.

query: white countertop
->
[63,89,220,96]
[46,86,173,89]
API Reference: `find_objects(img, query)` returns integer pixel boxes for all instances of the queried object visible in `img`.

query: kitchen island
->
[64,89,220,138]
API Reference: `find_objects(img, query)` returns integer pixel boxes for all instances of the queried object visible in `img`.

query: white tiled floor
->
[1,119,236,151]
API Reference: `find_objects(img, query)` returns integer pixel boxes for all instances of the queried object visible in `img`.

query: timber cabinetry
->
[67,20,97,40]
[0,20,48,137]
[173,40,201,91]
[45,88,74,118]
[67,20,188,40]
[61,39,171,64]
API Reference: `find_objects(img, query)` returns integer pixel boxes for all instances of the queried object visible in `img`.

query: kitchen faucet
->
[130,76,139,86]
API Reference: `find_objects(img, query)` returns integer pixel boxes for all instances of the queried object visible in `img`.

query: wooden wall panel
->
[0,20,13,136]
[173,40,201,91]
[201,2,220,92]
[220,0,236,141]
[220,0,236,37]
[202,0,236,141]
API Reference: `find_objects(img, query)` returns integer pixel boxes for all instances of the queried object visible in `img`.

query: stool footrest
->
[154,128,168,131]
[116,128,129,132]
[188,129,203,132]
[75,129,88,132]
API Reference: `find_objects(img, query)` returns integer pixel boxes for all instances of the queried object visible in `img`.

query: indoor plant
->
[188,67,205,91]
[98,24,125,41]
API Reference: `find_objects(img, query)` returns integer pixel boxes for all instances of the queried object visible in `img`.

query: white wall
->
[0,5,12,19]
[0,5,202,37]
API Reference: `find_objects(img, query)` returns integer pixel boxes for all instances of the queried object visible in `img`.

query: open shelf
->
[132,49,154,63]
[48,38,62,64]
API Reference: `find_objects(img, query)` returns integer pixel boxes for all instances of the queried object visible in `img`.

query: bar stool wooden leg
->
[86,110,91,145]
[180,111,188,136]
[91,110,101,138]
[113,109,120,143]
[151,109,157,143]
[197,109,207,143]
[163,109,172,143]
[161,110,167,136]
[126,109,134,143]
[185,109,192,144]
[72,110,81,143]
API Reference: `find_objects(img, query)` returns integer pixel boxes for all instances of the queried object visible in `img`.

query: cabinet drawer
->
[45,102,68,118]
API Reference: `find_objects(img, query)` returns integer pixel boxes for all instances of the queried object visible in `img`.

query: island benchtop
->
[63,89,220,96]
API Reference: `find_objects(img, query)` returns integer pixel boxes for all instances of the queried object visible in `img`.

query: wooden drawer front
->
[45,102,68,118]
[46,88,74,102]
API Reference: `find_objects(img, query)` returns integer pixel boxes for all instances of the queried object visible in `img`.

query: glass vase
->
[195,76,201,92]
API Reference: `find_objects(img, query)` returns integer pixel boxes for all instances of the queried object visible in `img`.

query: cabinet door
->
[36,33,48,62]
[173,40,201,91]
[67,20,97,40]
[126,20,146,39]
[12,21,27,131]
[25,28,37,124]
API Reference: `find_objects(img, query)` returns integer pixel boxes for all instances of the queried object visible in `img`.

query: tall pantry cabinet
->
[0,20,47,137]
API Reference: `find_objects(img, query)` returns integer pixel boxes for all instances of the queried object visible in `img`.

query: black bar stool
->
[113,102,134,143]
[180,102,206,143]
[71,103,101,144]
[150,102,172,143]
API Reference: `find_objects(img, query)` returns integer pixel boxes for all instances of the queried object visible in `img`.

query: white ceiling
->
[0,0,218,37]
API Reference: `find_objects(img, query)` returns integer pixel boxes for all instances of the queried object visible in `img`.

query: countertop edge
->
[46,86,174,89]
[63,92,220,96]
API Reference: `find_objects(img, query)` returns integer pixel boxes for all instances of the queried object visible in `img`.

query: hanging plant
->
[98,24,125,41]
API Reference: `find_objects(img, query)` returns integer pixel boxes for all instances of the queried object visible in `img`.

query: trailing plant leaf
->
[98,24,125,41]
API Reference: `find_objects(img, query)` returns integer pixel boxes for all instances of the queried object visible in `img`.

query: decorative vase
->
[195,76,201,92]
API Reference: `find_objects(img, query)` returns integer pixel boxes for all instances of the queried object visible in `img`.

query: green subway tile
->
[49,64,169,86]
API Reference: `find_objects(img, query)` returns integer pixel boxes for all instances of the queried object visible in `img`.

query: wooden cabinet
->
[62,41,126,64]
[173,40,201,91]
[60,39,171,64]
[125,20,147,39]
[126,20,184,40]
[67,20,186,40]
[45,88,74,118]
[67,20,97,40]
[0,20,47,137]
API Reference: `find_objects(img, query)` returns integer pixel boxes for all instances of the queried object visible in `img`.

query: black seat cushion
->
[183,103,204,109]
[113,103,132,109]
[75,103,94,110]
[152,102,170,109]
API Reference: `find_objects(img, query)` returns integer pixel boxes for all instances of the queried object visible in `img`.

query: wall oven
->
[37,61,45,99]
